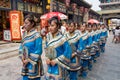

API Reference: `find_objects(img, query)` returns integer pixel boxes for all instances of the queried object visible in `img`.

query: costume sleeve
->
[77,37,84,52]
[29,33,42,62]
[56,41,72,62]
[97,33,100,42]
[19,44,23,60]
[53,37,81,71]
[95,34,98,42]
[87,36,93,47]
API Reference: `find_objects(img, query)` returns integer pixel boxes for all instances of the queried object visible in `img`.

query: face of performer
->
[68,23,75,33]
[80,24,86,32]
[23,18,34,32]
[98,24,101,30]
[101,24,105,29]
[92,24,97,31]
[87,24,92,32]
[49,20,59,34]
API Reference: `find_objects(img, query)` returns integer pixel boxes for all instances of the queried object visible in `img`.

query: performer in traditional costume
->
[86,23,94,71]
[65,22,81,80]
[100,23,108,53]
[44,16,72,80]
[96,24,102,57]
[78,23,90,78]
[91,23,102,63]
[19,14,44,80]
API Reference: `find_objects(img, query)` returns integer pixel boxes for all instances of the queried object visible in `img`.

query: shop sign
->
[18,2,24,11]
[79,6,84,13]
[3,30,11,41]
[71,3,77,11]
[59,3,66,13]
[9,11,21,41]
[0,0,11,9]
[28,4,32,12]
[37,7,42,13]
[84,8,88,13]
[23,0,40,3]
[32,5,36,12]
[74,9,78,15]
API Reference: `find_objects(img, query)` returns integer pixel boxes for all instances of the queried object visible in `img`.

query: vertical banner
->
[9,11,21,41]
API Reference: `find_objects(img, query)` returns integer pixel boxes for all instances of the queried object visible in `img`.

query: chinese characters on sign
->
[9,11,21,40]
[3,30,11,41]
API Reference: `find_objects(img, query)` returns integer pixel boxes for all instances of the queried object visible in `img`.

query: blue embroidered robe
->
[65,32,82,80]
[78,31,88,52]
[19,29,44,79]
[65,32,81,69]
[45,32,72,80]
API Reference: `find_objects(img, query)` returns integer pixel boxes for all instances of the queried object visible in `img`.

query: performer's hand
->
[23,59,29,66]
[72,52,76,58]
[51,60,56,66]
[46,59,51,65]
[72,54,75,57]
[22,59,28,68]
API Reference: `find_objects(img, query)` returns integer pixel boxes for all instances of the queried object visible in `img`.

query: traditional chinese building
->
[0,0,11,40]
[89,9,101,21]
[0,0,44,41]
[99,0,120,26]
[45,0,91,23]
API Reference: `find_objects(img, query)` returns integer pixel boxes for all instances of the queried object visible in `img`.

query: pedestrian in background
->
[112,27,115,43]
[19,14,44,80]
[114,26,120,43]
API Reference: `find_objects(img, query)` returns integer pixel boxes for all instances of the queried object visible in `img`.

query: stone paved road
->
[0,35,120,80]
[82,35,120,80]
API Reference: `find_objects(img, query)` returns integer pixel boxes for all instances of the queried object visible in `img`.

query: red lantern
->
[79,6,84,13]
[72,3,77,11]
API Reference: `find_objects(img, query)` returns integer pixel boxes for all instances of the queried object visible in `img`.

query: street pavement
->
[0,42,20,60]
[0,34,120,80]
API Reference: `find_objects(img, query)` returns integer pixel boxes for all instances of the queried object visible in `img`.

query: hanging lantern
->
[71,3,77,11]
[79,6,84,13]
[65,0,70,8]
[46,5,50,10]
[84,8,88,13]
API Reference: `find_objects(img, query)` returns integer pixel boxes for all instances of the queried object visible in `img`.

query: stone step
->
[0,46,19,54]
[0,50,18,60]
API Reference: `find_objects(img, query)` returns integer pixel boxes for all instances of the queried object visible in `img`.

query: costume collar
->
[27,28,36,35]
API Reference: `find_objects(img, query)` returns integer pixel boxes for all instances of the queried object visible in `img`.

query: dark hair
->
[81,22,87,27]
[48,16,61,28]
[92,23,97,27]
[87,23,92,28]
[68,20,76,27]
[24,14,36,27]
[77,23,80,28]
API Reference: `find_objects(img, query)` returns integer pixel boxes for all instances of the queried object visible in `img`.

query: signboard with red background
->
[9,11,21,41]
